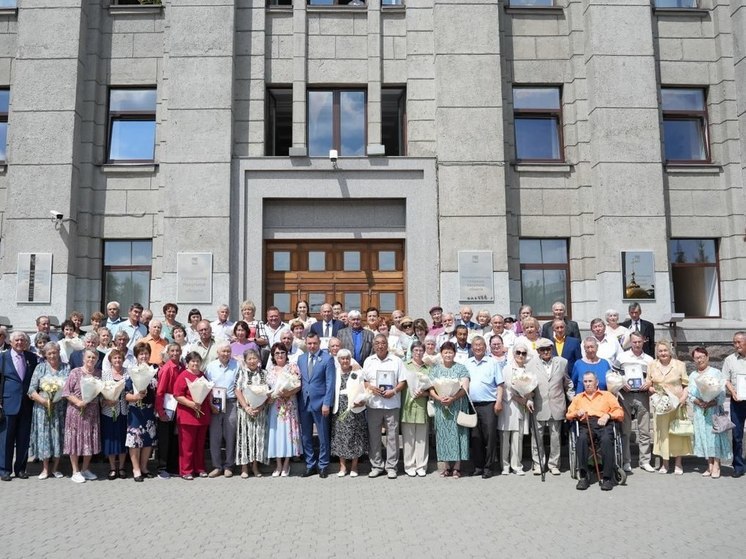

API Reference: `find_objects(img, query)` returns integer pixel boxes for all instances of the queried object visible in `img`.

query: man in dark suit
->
[337,310,374,364]
[540,301,580,340]
[309,303,344,339]
[296,332,335,478]
[620,302,655,357]
[0,331,38,480]
[550,319,582,377]
[68,331,105,370]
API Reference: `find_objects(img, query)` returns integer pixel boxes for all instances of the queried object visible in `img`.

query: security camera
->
[329,149,338,163]
[50,210,63,221]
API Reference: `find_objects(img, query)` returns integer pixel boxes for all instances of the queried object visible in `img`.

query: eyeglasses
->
[538,347,552,352]
[273,351,287,355]
[514,351,528,356]
[401,323,413,328]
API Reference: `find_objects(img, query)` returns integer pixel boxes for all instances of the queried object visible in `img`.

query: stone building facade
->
[0,0,744,344]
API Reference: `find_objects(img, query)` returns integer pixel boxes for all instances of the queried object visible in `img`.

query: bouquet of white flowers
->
[270,369,301,399]
[511,368,538,397]
[338,376,372,421]
[100,379,126,421]
[694,371,725,402]
[651,387,680,415]
[186,376,215,418]
[80,375,104,415]
[128,363,158,408]
[39,376,65,419]
[243,373,270,408]
[432,377,461,398]
[403,368,433,395]
[605,372,625,395]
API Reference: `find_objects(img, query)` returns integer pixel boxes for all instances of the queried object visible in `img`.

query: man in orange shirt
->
[142,320,168,366]
[566,372,624,491]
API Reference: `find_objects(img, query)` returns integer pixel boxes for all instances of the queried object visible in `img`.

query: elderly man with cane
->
[566,372,624,491]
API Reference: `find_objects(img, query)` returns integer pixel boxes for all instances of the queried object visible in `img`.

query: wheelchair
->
[568,419,626,486]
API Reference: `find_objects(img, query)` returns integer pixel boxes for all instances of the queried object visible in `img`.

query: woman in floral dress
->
[235,349,269,477]
[27,342,69,479]
[62,348,102,483]
[266,343,302,476]
[125,342,158,482]
[101,349,129,480]
[331,349,368,477]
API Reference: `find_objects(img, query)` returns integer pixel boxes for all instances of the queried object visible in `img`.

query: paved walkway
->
[2,451,739,558]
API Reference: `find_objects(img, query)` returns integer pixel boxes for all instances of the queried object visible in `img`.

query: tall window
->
[513,86,562,162]
[661,87,708,162]
[381,87,406,156]
[308,89,366,157]
[103,240,152,311]
[107,88,157,162]
[655,0,697,7]
[669,239,720,317]
[0,88,8,162]
[519,239,570,318]
[267,87,292,156]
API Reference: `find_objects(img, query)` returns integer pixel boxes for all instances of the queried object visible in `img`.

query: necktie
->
[14,352,26,381]
[325,323,330,338]
[635,322,640,333]
[310,354,316,370]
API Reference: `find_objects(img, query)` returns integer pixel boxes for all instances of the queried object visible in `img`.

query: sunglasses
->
[401,323,413,328]
[514,351,528,356]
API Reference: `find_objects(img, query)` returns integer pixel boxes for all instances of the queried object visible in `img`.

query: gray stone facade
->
[0,0,744,344]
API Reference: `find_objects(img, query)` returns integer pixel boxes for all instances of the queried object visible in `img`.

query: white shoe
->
[550,467,561,476]
[81,470,97,481]
[502,469,511,476]
[368,468,384,478]
[71,472,86,484]
[533,466,542,476]
[38,472,49,480]
[337,470,347,477]
[387,470,397,479]
[349,471,359,478]
[404,468,416,477]
[513,469,526,476]
[52,471,64,479]
[641,463,656,473]
[272,470,281,478]
[416,469,427,477]
[623,463,632,473]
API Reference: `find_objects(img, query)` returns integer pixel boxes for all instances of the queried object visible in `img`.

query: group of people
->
[1,299,744,491]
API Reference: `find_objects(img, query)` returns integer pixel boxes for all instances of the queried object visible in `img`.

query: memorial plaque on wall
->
[177,252,213,303]
[16,253,52,303]
[458,250,494,302]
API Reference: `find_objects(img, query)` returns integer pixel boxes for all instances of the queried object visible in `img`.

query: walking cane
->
[530,410,546,482]
[585,414,602,485]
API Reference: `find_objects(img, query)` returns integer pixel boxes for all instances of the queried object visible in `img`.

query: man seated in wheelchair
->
[566,372,624,491]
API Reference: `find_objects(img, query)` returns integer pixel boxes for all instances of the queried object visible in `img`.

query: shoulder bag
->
[456,382,477,429]
[712,406,735,434]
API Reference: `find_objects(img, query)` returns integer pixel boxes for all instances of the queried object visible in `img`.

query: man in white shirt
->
[105,301,124,331]
[363,334,406,479]
[205,342,239,478]
[584,318,623,368]
[436,313,456,349]
[484,314,516,350]
[210,304,235,343]
[185,320,218,370]
[263,306,288,347]
[30,315,59,347]
[618,331,655,473]
[116,303,147,350]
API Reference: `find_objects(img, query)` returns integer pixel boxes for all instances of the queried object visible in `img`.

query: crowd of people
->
[1,299,744,492]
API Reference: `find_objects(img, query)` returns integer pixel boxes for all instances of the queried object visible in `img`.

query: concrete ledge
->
[288,147,308,157]
[0,8,17,17]
[504,5,564,16]
[306,5,368,13]
[512,162,572,174]
[653,8,709,18]
[665,163,722,175]
[99,163,159,174]
[108,3,164,16]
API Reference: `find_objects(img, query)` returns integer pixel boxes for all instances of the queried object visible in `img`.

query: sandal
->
[108,470,118,480]
[702,471,711,477]
[439,469,452,478]
[452,469,461,479]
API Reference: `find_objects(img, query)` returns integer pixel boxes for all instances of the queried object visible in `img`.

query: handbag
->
[456,384,477,429]
[669,407,694,437]
[712,406,735,434]
[426,399,435,418]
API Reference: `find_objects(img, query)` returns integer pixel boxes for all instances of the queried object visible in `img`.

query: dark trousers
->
[299,406,330,471]
[0,411,31,476]
[732,400,746,474]
[576,419,615,481]
[470,402,498,471]
[157,419,180,474]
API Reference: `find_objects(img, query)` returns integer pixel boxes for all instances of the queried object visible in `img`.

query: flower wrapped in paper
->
[605,372,625,395]
[694,371,725,402]
[432,377,461,399]
[270,370,301,399]
[100,379,126,421]
[651,387,680,415]
[403,369,433,395]
[59,337,85,363]
[129,363,158,393]
[510,368,538,397]
[80,375,104,405]
[186,376,215,418]
[337,378,372,421]
[244,373,270,408]
[39,376,65,419]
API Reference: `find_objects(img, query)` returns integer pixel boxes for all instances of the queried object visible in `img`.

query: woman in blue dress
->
[125,342,158,482]
[688,347,732,479]
[265,343,302,476]
[27,342,69,479]
[428,341,470,478]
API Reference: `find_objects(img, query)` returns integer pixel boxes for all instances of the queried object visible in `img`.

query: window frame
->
[106,86,157,164]
[307,88,368,157]
[306,0,367,5]
[669,238,721,318]
[661,86,710,164]
[0,87,9,163]
[507,0,555,6]
[519,238,571,320]
[381,86,407,156]
[101,239,153,312]
[512,85,564,163]
[654,0,698,8]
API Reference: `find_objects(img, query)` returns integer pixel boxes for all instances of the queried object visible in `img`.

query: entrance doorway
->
[264,240,405,321]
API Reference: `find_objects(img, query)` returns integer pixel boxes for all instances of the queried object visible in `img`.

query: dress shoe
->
[208,468,222,478]
[15,472,29,480]
[223,469,233,478]
[319,469,328,479]
[733,471,744,478]
[641,463,656,473]
[0,474,11,482]
[576,476,590,491]
[301,468,318,478]
[482,470,493,479]
[472,468,483,477]
[549,467,561,476]
[600,478,614,491]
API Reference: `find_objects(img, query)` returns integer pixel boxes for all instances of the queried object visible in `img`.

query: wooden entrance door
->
[265,241,405,322]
